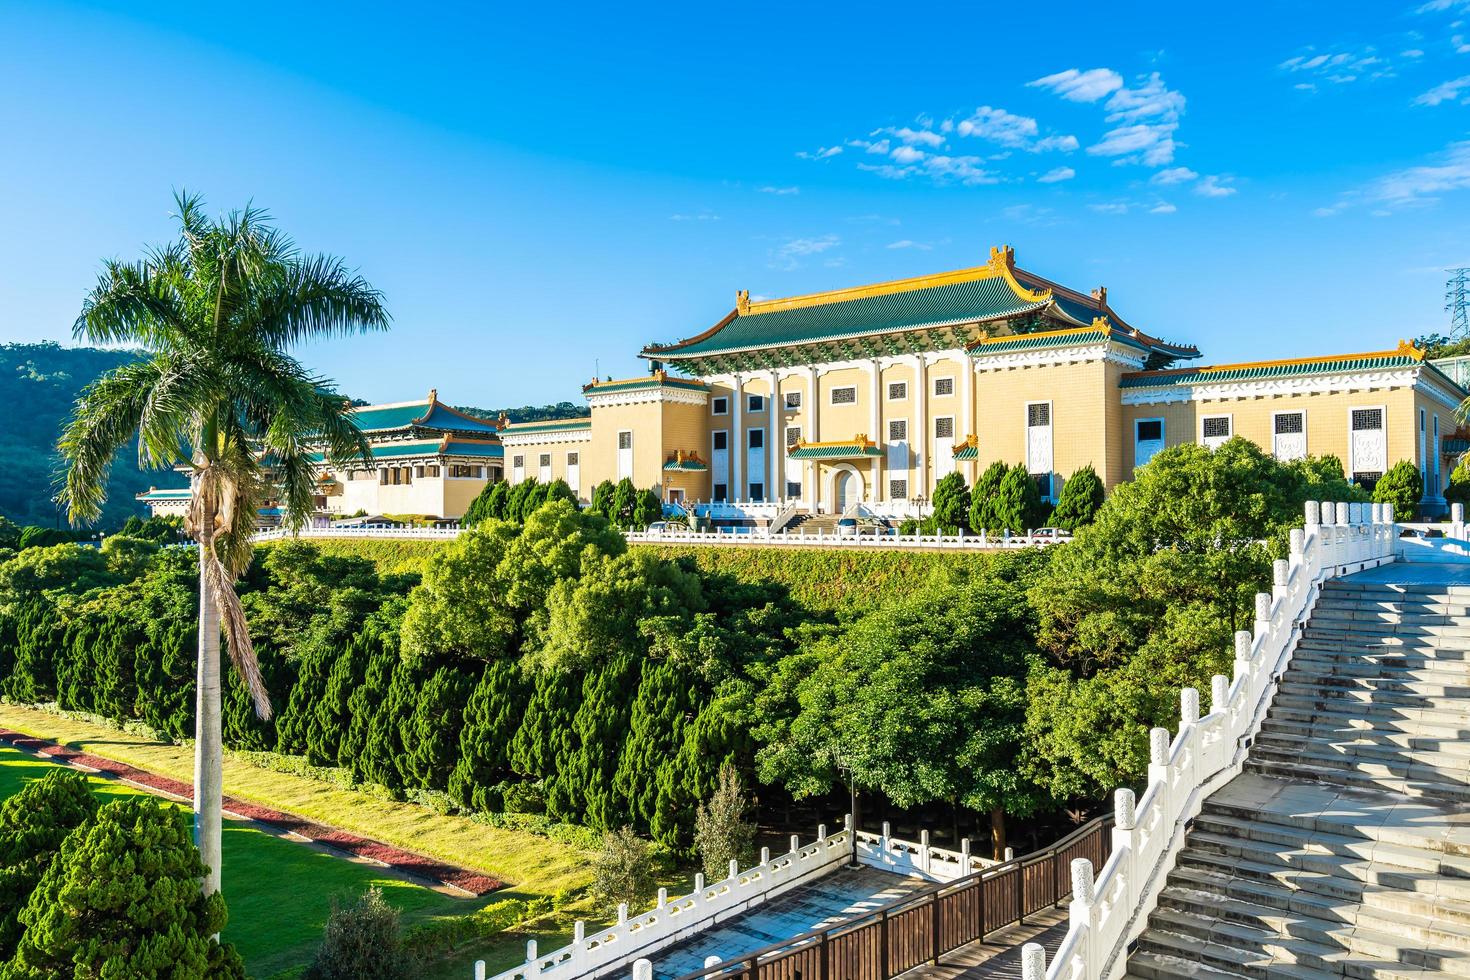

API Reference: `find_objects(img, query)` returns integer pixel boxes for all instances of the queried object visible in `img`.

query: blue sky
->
[1,1,1468,406]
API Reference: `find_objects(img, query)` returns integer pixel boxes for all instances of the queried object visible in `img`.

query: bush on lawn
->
[0,769,98,958]
[305,887,414,980]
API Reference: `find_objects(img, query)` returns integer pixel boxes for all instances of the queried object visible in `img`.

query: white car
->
[644,521,674,535]
[1029,527,1074,545]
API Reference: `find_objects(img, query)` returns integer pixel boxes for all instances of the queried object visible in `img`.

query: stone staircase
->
[783,512,841,536]
[1126,576,1470,980]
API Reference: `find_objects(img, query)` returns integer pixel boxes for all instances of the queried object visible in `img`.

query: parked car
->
[1029,527,1074,545]
[644,521,675,535]
[836,517,860,537]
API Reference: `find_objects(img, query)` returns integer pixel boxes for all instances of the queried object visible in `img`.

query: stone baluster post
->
[475,961,486,980]
[1455,502,1466,557]
[1149,727,1172,823]
[525,940,540,978]
[1070,857,1098,974]
[760,846,770,864]
[1113,787,1138,911]
[1254,592,1272,650]
[1021,942,1047,980]
[1211,674,1230,716]
[1272,559,1289,605]
[728,859,739,881]
[1234,630,1252,689]
[633,958,653,980]
[920,829,931,875]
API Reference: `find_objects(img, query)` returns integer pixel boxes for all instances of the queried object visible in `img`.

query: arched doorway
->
[827,464,864,513]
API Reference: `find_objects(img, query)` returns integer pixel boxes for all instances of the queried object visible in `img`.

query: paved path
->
[649,867,929,979]
[903,909,1070,980]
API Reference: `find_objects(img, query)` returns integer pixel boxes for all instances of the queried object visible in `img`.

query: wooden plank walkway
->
[905,908,1069,980]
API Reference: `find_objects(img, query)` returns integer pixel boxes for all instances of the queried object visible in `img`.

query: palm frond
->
[246,253,391,347]
[74,256,189,348]
[56,360,166,525]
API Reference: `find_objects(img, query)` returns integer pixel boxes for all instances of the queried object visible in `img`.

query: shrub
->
[592,826,653,911]
[1372,460,1423,521]
[931,472,971,533]
[0,769,98,957]
[1446,457,1470,509]
[994,464,1044,534]
[1050,465,1105,531]
[305,887,414,980]
[5,796,245,979]
[632,488,662,529]
[693,763,757,880]
[969,462,1008,533]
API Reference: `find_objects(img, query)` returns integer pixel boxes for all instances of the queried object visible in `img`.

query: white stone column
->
[806,366,820,511]
[769,368,781,503]
[911,354,928,500]
[731,373,743,501]
[869,358,882,501]
[963,356,976,482]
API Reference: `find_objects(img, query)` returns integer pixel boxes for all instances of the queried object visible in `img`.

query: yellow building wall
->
[819,368,870,442]
[973,360,1113,490]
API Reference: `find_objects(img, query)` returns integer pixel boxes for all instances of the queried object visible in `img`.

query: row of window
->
[368,463,491,485]
[510,452,580,468]
[706,416,967,452]
[710,377,958,416]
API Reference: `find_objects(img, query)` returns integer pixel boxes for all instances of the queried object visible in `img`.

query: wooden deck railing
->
[662,815,1113,980]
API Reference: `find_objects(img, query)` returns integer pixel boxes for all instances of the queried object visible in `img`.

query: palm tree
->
[58,193,389,896]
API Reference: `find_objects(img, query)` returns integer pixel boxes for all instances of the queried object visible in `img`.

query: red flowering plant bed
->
[0,729,502,896]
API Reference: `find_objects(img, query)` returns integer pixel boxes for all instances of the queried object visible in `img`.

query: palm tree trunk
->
[193,546,223,898]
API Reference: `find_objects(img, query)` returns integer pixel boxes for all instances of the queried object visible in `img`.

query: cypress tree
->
[5,601,61,705]
[0,769,98,958]
[1051,464,1105,531]
[4,796,246,980]
[341,640,394,774]
[504,479,536,523]
[462,482,496,526]
[508,670,579,783]
[968,462,1008,534]
[448,660,528,812]
[613,662,695,835]
[652,681,756,848]
[560,655,640,828]
[221,642,286,751]
[519,481,550,521]
[543,479,577,508]
[994,463,1044,533]
[274,646,331,757]
[589,480,616,520]
[632,489,662,529]
[402,666,472,792]
[307,639,368,766]
[610,478,637,528]
[134,616,196,741]
[931,472,971,533]
[484,481,509,520]
[349,652,404,789]
[55,613,100,715]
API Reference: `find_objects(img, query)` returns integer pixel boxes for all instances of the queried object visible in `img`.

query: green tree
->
[305,887,413,980]
[560,655,640,828]
[994,464,1044,534]
[614,661,695,838]
[1445,456,1470,508]
[543,479,577,508]
[591,827,653,913]
[56,193,388,897]
[931,472,971,533]
[1050,464,1105,531]
[504,479,537,523]
[1372,460,1423,521]
[4,796,245,979]
[611,478,637,528]
[968,462,1008,533]
[633,488,663,529]
[0,770,98,958]
[693,762,757,881]
[589,480,616,520]
[448,660,528,812]
[402,666,472,792]
[757,576,1039,857]
[461,482,497,527]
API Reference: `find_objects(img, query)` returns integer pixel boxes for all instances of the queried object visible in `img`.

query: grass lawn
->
[0,745,499,978]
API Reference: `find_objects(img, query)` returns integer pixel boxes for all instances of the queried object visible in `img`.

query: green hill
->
[0,342,155,531]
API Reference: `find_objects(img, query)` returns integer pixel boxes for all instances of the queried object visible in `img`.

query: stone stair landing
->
[1125,567,1470,980]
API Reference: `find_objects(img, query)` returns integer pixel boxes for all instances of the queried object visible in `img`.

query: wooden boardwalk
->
[903,908,1069,980]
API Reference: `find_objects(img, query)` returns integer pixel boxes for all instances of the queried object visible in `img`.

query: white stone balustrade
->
[1043,500,1398,980]
[852,823,995,881]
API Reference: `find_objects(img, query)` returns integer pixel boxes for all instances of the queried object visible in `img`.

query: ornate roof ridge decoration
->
[952,434,980,455]
[501,416,593,431]
[967,321,1110,354]
[663,449,710,471]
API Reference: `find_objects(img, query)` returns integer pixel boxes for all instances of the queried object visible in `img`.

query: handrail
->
[661,814,1114,980]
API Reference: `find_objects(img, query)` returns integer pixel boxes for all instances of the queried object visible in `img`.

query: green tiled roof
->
[649,277,1052,359]
[584,377,709,395]
[1444,438,1469,454]
[972,326,1150,356]
[137,488,191,501]
[308,439,503,464]
[787,441,884,460]
[503,418,592,435]
[348,400,499,435]
[953,444,978,461]
[663,459,709,471]
[1121,353,1422,389]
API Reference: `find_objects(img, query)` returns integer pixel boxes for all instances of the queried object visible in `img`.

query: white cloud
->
[880,126,945,148]
[859,153,999,187]
[1403,48,1426,57]
[1416,75,1470,105]
[1149,202,1178,214]
[1417,0,1470,11]
[1151,166,1198,185]
[1028,68,1124,103]
[1278,47,1394,83]
[770,234,841,270]
[1089,202,1130,214]
[758,186,800,195]
[1088,123,1178,166]
[1194,174,1237,197]
[669,212,719,221]
[890,145,926,165]
[1034,135,1081,152]
[886,239,933,250]
[955,106,1038,146]
[795,146,842,160]
[1037,166,1076,183]
[1370,140,1470,204]
[1037,71,1187,167]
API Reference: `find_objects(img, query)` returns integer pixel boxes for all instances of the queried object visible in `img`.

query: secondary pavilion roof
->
[346,390,502,437]
[306,435,504,465]
[1120,341,1464,392]
[787,437,883,460]
[641,245,1198,375]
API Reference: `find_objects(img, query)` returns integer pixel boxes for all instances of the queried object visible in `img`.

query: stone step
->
[1198,787,1470,860]
[1269,695,1470,732]
[1275,681,1470,716]
[1301,625,1470,649]
[1125,950,1323,980]
[1296,638,1470,659]
[1255,729,1470,772]
[1138,907,1469,979]
[1166,861,1470,936]
[1259,717,1470,758]
[1313,596,1470,615]
[1284,672,1470,698]
[1291,650,1470,679]
[1322,582,1470,599]
[1176,841,1470,912]
[1309,605,1470,624]
[1158,879,1470,956]
[1244,754,1470,805]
